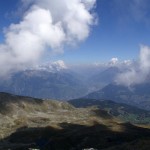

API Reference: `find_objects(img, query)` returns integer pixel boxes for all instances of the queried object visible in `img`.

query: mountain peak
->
[30,60,68,72]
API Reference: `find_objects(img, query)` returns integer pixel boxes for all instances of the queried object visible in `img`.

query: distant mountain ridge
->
[0,69,88,100]
[85,83,150,110]
[87,67,121,89]
[0,65,124,100]
[0,65,122,100]
[1,61,150,112]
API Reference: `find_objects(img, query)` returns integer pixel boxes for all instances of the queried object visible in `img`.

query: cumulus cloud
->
[0,0,96,76]
[116,45,150,86]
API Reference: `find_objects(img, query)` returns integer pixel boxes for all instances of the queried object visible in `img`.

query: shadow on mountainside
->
[92,109,113,119]
[0,122,150,150]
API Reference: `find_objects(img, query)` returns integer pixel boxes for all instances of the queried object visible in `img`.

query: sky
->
[62,0,150,64]
[0,0,150,66]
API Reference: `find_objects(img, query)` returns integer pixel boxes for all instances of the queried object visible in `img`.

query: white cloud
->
[139,45,150,70]
[0,0,96,76]
[116,45,150,86]
[81,0,96,10]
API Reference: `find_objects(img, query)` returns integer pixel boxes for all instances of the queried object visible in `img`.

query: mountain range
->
[0,62,150,112]
[0,62,127,99]
[0,63,120,100]
[85,83,150,110]
[0,69,87,100]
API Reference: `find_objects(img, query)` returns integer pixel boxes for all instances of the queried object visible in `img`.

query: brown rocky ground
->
[0,92,150,150]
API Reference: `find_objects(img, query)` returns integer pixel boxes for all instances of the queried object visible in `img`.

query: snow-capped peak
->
[109,57,119,65]
[32,60,68,72]
[51,60,67,70]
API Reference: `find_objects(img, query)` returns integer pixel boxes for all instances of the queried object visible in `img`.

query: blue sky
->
[1,0,150,64]
[54,0,150,64]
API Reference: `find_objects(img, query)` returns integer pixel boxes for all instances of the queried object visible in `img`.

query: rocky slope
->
[0,92,150,150]
[69,98,150,124]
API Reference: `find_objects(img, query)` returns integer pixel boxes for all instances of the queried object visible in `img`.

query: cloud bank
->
[0,0,96,76]
[116,45,150,86]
